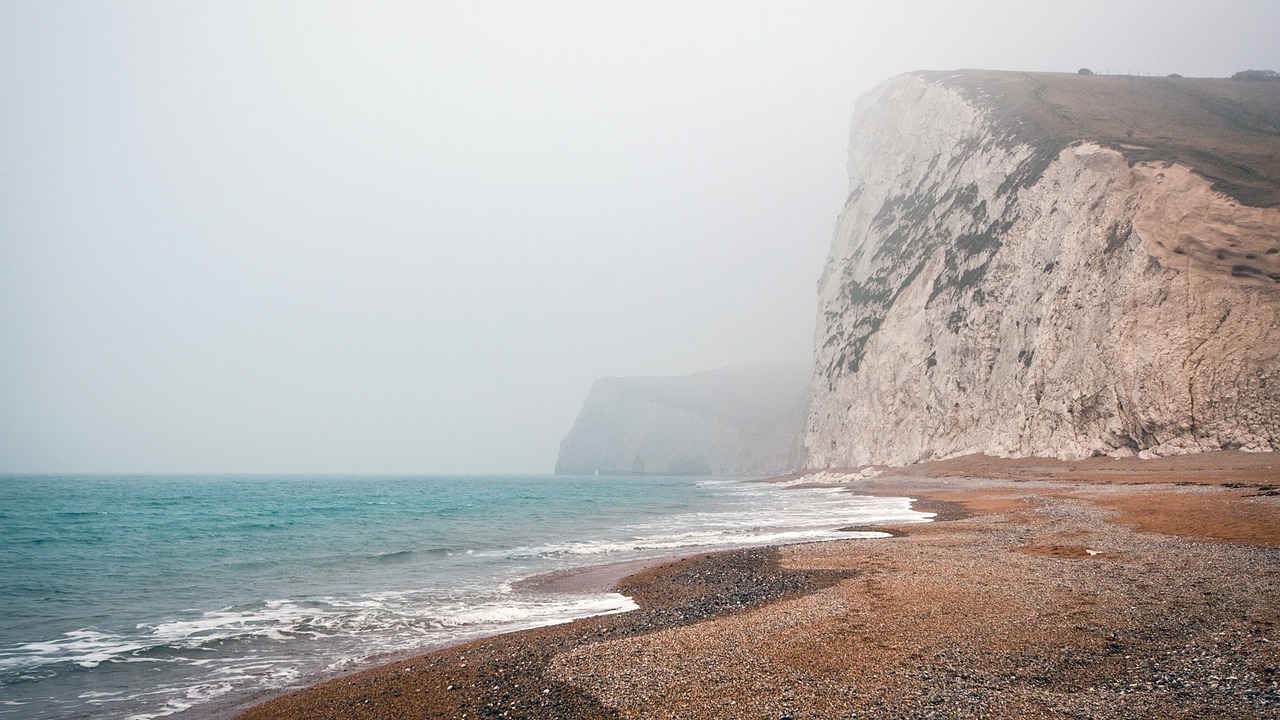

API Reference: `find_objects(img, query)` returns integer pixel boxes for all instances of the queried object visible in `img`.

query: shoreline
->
[233,450,1278,719]
[201,482,926,720]
[199,556,703,720]
[510,554,699,595]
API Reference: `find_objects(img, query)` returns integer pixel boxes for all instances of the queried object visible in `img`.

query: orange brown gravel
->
[233,450,1279,720]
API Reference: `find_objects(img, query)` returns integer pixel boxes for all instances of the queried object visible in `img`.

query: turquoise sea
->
[0,475,927,719]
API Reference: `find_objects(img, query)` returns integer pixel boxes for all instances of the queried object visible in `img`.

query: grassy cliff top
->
[924,70,1280,207]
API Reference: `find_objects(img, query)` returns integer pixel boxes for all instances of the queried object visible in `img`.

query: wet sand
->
[511,556,692,595]
[235,450,1278,719]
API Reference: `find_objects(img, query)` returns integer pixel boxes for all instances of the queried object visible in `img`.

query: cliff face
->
[806,71,1280,467]
[556,363,809,476]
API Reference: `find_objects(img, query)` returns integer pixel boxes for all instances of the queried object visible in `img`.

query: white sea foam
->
[0,630,153,671]
[497,487,926,559]
[443,593,638,626]
[0,588,639,680]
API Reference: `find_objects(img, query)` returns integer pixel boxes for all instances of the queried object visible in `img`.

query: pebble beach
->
[235,451,1279,719]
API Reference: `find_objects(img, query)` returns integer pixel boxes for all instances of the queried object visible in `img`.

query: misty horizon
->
[3,1,1277,474]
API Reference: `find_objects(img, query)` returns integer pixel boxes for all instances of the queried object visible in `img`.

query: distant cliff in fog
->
[555,363,809,476]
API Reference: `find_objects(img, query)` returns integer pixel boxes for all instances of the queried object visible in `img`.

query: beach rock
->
[806,71,1280,467]
[556,363,809,475]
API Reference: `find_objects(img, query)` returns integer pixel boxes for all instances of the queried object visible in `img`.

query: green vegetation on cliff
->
[930,70,1280,207]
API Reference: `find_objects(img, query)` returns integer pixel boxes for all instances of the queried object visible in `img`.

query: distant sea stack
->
[806,70,1280,467]
[556,363,810,476]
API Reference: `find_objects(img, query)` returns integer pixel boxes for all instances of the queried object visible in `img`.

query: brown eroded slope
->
[1131,161,1280,286]
[931,70,1280,208]
[930,71,1280,288]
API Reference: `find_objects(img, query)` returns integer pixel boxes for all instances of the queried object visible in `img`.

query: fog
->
[2,1,1276,473]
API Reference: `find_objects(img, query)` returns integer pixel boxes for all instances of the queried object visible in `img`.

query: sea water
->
[0,474,928,719]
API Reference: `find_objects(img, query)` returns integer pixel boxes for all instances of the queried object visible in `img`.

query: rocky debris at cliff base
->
[774,467,883,487]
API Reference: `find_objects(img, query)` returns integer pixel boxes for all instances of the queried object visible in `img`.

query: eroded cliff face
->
[806,72,1280,467]
[557,363,809,476]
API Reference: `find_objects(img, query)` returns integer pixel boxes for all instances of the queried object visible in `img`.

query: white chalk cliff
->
[806,71,1280,467]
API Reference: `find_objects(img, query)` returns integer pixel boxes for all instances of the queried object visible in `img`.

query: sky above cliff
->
[2,0,1277,474]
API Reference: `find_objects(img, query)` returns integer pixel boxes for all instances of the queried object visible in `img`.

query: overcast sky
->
[2,1,1277,474]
